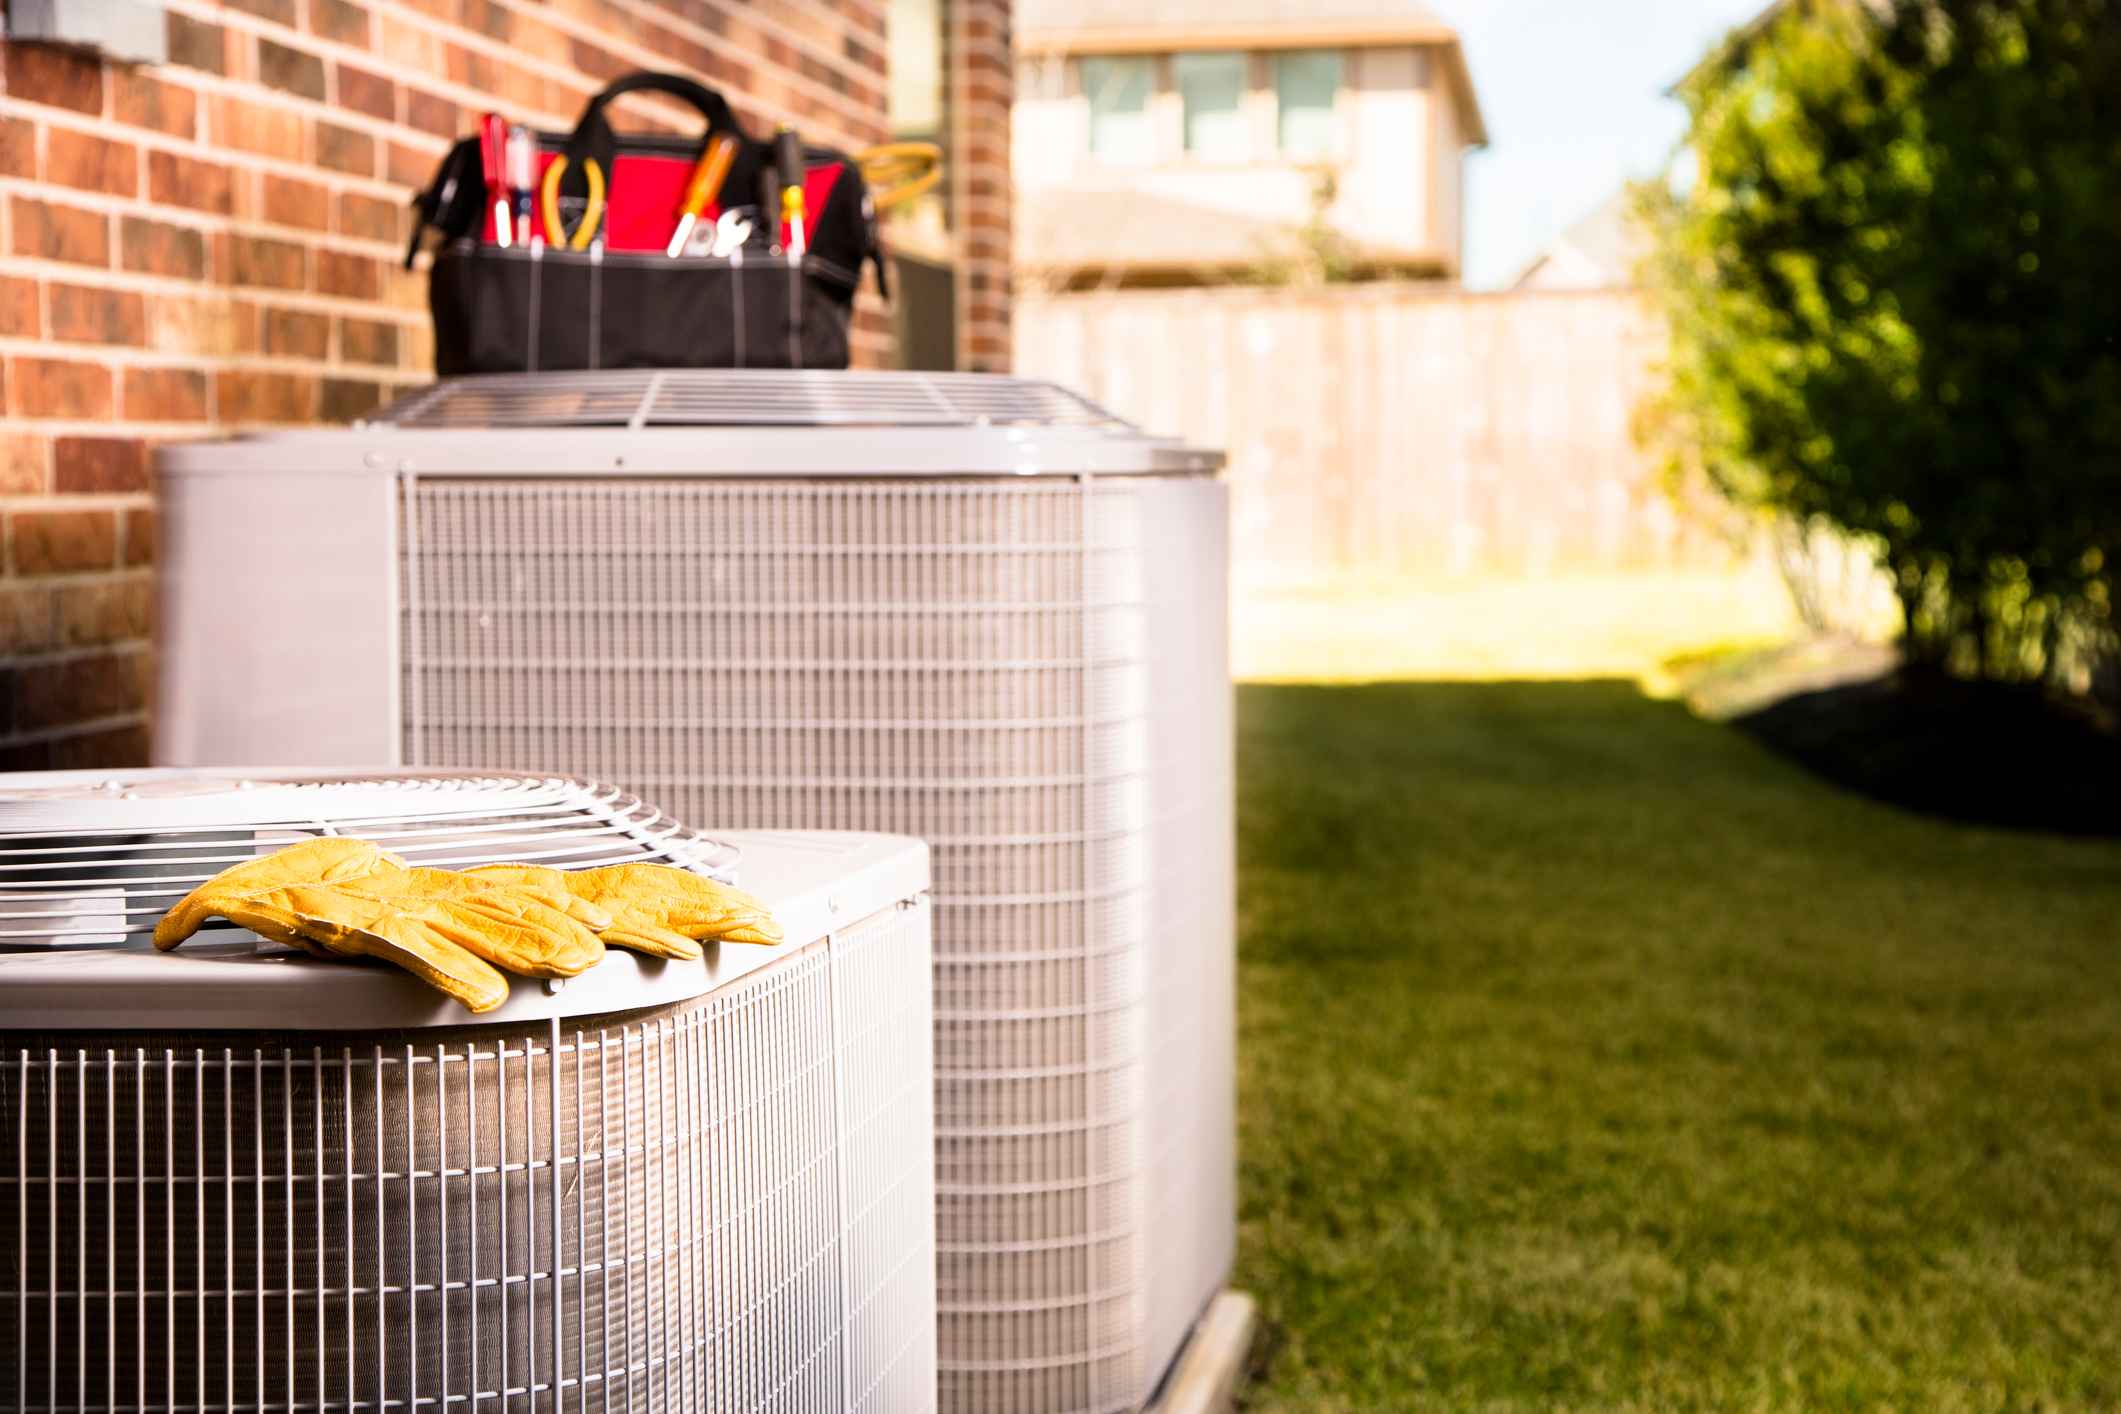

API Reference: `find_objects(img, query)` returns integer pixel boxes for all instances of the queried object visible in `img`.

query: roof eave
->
[1437,38,1488,148]
[1020,19,1459,56]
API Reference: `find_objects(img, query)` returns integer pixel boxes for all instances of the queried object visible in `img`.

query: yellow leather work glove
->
[191,881,514,1012]
[380,867,609,976]
[156,837,618,1010]
[468,862,782,960]
[155,835,394,950]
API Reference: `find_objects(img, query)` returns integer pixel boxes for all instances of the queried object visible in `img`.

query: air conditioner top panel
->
[154,371,1224,478]
[0,767,927,1030]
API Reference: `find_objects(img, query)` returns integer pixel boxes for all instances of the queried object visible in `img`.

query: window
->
[1275,50,1342,159]
[1174,51,1249,160]
[1082,56,1154,163]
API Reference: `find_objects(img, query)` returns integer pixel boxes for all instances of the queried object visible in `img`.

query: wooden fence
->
[1015,285,1743,592]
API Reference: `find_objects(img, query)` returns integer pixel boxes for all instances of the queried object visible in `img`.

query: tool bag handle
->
[559,71,749,187]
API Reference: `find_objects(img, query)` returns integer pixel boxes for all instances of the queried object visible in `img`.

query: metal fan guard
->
[0,770,740,954]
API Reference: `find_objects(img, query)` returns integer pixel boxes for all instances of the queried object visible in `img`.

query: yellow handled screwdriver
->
[775,126,808,260]
[667,133,741,258]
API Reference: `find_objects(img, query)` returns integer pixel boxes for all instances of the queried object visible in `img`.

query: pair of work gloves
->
[154,836,781,1013]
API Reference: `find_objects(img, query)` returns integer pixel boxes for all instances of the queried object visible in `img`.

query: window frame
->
[1272,48,1345,162]
[1172,49,1252,163]
[1079,53,1158,165]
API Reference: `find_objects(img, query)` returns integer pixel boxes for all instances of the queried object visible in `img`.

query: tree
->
[1646,0,2121,696]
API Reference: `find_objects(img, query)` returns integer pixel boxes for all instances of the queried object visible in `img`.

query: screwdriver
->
[480,113,512,248]
[775,126,807,260]
[666,132,741,258]
[505,124,538,248]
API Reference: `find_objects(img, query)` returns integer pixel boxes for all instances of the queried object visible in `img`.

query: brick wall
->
[0,0,905,770]
[943,0,1008,372]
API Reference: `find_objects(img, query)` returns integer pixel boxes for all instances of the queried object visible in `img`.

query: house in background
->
[1512,188,1649,291]
[1013,0,1486,289]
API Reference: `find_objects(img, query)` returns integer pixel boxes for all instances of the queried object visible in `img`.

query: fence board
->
[1016,285,1733,592]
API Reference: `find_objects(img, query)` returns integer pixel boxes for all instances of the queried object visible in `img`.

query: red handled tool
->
[479,114,512,249]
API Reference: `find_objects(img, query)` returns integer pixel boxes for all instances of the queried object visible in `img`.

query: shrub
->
[1645,0,2121,697]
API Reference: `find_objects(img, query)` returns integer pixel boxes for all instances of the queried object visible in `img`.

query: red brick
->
[0,585,56,655]
[227,299,263,355]
[10,509,118,575]
[3,44,103,115]
[110,71,197,138]
[212,96,306,162]
[15,649,151,733]
[222,234,307,290]
[377,13,441,70]
[46,284,146,346]
[263,306,330,359]
[321,377,383,422]
[166,14,229,75]
[315,249,378,299]
[310,0,372,47]
[8,358,113,419]
[404,90,459,139]
[45,128,137,198]
[144,295,241,358]
[338,191,400,242]
[224,0,297,25]
[122,367,209,422]
[10,198,110,266]
[53,438,150,494]
[340,317,401,366]
[263,175,331,231]
[51,722,153,770]
[386,141,440,189]
[315,122,375,176]
[258,39,327,102]
[215,369,316,423]
[148,150,235,216]
[0,434,47,496]
[0,277,38,338]
[335,63,396,121]
[121,509,156,567]
[57,576,154,647]
[459,0,514,42]
[119,217,208,281]
[0,118,32,178]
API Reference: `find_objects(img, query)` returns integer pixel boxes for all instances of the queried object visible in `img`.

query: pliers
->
[539,154,607,251]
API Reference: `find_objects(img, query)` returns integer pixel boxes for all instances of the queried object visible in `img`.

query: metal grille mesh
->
[369,372,1130,431]
[398,476,1232,1413]
[0,901,936,1412]
[0,774,736,953]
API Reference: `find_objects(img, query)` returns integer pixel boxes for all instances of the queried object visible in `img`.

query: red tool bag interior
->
[407,71,885,374]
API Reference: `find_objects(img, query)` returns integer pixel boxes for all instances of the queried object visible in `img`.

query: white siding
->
[1015,43,1457,268]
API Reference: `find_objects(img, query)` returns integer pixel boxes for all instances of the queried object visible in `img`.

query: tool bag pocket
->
[410,70,878,374]
[430,246,856,374]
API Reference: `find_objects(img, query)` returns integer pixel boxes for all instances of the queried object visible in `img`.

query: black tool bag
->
[407,72,885,374]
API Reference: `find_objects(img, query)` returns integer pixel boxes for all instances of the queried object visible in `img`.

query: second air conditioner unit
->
[155,370,1234,1414]
[0,768,935,1411]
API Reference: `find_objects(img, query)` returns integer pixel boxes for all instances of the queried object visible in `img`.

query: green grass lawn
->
[1234,682,2121,1412]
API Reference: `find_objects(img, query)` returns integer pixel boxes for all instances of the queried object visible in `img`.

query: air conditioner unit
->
[0,768,935,1413]
[155,370,1235,1414]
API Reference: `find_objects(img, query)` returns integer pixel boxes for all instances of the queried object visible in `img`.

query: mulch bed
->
[1733,667,2121,837]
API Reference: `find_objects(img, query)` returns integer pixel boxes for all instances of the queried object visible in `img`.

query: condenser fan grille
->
[370,371,1132,431]
[0,772,737,952]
